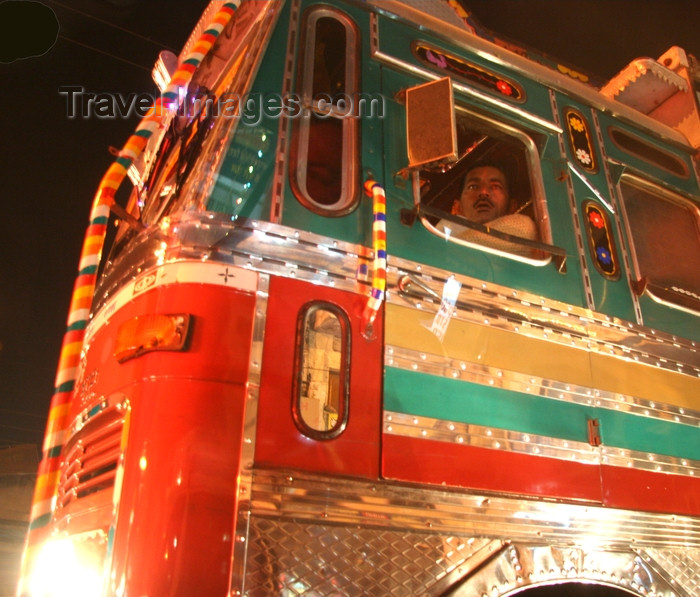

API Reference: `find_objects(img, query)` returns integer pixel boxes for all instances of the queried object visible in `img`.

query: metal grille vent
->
[56,403,125,510]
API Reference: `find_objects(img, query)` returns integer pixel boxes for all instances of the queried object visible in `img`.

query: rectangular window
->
[417,107,552,263]
[620,177,700,313]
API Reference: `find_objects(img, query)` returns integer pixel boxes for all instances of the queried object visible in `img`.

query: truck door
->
[374,17,604,504]
[255,275,383,479]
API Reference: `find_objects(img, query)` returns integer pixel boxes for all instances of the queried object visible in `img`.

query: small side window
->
[293,303,350,439]
[290,8,359,214]
[417,107,551,263]
[610,128,688,178]
[620,176,700,312]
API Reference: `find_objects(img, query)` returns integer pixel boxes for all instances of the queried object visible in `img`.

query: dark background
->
[1,0,699,448]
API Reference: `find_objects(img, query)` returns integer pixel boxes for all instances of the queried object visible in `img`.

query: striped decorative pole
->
[21,0,241,580]
[362,180,387,337]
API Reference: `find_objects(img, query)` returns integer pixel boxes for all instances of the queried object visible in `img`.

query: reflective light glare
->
[28,538,104,597]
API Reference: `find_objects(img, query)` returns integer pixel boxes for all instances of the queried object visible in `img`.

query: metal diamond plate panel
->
[244,518,494,597]
[643,548,700,597]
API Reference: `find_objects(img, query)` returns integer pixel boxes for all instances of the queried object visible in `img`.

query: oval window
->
[293,303,350,439]
[290,7,359,214]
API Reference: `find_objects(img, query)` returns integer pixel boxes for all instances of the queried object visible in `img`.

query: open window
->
[414,104,553,264]
[290,7,359,215]
[620,176,700,313]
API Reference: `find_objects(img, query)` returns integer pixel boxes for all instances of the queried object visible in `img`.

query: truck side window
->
[418,109,550,262]
[620,176,700,313]
[293,303,350,439]
[290,8,359,215]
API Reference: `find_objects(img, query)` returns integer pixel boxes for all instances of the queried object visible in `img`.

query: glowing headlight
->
[27,533,107,597]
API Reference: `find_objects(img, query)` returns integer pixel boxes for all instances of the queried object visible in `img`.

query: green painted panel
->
[385,367,700,461]
[375,14,556,125]
[598,408,700,461]
[636,296,700,343]
[384,367,591,443]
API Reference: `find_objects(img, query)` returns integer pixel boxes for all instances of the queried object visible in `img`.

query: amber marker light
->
[114,313,191,363]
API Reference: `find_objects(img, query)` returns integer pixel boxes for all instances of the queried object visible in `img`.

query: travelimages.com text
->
[58,87,385,124]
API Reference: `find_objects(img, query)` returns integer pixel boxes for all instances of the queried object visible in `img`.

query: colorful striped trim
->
[23,0,241,564]
[362,180,387,334]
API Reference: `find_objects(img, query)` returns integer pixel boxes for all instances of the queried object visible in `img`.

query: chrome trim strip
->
[96,215,698,375]
[93,213,699,378]
[383,408,700,479]
[385,344,700,430]
[231,273,269,592]
[386,257,700,374]
[384,410,600,465]
[270,0,299,223]
[249,469,700,550]
[93,214,372,319]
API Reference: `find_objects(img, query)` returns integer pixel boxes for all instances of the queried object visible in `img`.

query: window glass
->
[312,17,346,99]
[291,8,358,214]
[306,116,343,205]
[620,177,700,312]
[610,128,688,177]
[140,87,216,226]
[418,109,549,261]
[294,304,350,438]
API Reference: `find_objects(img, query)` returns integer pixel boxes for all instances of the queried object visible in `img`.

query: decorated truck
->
[19,1,700,596]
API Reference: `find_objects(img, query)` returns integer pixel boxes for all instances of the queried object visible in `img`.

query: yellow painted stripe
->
[33,471,60,502]
[47,402,71,426]
[386,303,700,411]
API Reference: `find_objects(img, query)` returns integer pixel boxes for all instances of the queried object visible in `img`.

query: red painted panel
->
[77,283,257,597]
[383,434,603,503]
[110,378,246,597]
[601,465,700,517]
[76,284,256,419]
[255,276,383,479]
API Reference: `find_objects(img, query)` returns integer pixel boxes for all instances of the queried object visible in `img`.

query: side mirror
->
[405,77,458,169]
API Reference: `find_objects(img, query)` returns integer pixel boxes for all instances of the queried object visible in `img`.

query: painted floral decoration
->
[588,210,605,229]
[576,148,592,165]
[568,116,585,132]
[596,246,612,265]
[496,80,513,96]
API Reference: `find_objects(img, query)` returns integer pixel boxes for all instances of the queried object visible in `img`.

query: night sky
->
[1,0,699,448]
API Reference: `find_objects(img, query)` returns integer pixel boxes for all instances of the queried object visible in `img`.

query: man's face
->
[458,166,509,223]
